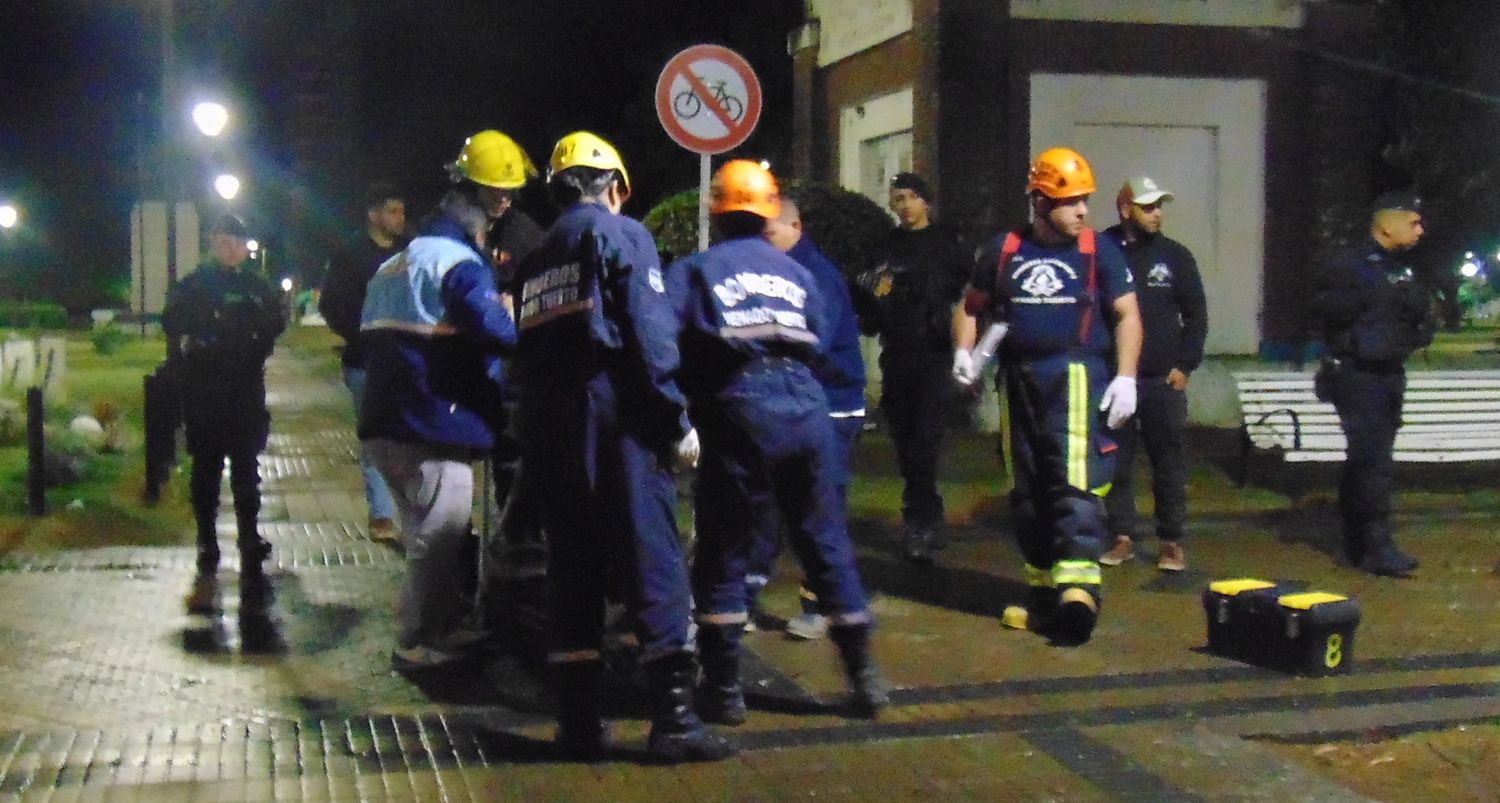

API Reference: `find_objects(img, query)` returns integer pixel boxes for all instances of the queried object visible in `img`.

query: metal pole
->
[26,386,45,516]
[697,153,711,253]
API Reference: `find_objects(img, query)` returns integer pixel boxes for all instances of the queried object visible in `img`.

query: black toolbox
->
[1202,579,1360,676]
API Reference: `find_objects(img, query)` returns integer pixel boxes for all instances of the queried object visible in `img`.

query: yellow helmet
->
[450,130,537,189]
[549,131,631,191]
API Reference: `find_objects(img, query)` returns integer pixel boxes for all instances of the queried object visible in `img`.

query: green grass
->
[0,331,191,555]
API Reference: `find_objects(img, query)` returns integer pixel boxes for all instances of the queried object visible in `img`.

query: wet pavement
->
[1,343,1498,801]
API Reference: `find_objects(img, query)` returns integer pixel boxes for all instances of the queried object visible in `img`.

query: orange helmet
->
[710,160,781,219]
[1027,147,1096,199]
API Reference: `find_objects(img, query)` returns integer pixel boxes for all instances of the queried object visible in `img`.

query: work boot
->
[696,624,747,726]
[830,623,890,719]
[643,652,736,763]
[1051,587,1100,645]
[1099,535,1134,566]
[552,661,609,762]
[1156,541,1187,572]
[1004,581,1059,632]
[238,512,272,573]
[902,527,934,564]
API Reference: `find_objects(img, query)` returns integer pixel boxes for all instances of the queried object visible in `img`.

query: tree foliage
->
[643,180,894,277]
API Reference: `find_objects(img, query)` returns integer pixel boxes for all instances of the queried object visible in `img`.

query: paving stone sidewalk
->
[1,343,1498,801]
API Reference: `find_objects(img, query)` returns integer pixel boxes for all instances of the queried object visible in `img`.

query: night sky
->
[0,0,805,310]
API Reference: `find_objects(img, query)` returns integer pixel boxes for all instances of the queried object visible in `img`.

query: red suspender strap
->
[1076,228,1098,346]
[995,231,1022,302]
[969,231,1024,317]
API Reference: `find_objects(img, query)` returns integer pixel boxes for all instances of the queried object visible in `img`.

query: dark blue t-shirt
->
[969,228,1134,360]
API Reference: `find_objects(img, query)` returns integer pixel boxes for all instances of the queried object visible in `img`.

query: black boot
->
[643,652,736,763]
[552,660,608,761]
[830,623,890,719]
[237,512,271,574]
[696,624,747,726]
[1050,586,1100,645]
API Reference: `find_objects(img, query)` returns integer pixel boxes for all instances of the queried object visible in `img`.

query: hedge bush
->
[643,181,894,279]
[0,301,67,330]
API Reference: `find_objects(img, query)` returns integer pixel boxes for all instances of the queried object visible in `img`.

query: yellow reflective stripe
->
[1053,560,1101,586]
[1068,362,1088,490]
[1025,564,1054,588]
[1091,482,1111,498]
[798,586,819,602]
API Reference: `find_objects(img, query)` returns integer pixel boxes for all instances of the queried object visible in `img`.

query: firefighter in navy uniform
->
[163,214,286,614]
[953,148,1142,644]
[513,131,733,764]
[1310,189,1434,578]
[666,161,889,724]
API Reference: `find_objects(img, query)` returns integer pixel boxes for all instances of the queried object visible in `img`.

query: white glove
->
[952,349,978,386]
[674,428,701,469]
[1100,376,1138,429]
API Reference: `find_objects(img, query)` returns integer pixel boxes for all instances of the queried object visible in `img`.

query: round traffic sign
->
[655,44,762,155]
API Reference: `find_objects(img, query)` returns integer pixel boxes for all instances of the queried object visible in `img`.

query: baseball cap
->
[890,172,931,201]
[1118,176,1175,207]
[209,213,249,239]
[1372,189,1421,214]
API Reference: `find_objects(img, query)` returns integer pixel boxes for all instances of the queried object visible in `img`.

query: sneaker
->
[369,517,400,543]
[1156,542,1187,572]
[1099,535,1134,567]
[785,612,828,641]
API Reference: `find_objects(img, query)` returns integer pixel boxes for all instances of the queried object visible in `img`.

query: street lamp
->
[192,101,229,137]
[214,173,241,200]
[0,204,17,229]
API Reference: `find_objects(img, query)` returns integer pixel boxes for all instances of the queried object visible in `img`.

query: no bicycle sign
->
[655,44,762,155]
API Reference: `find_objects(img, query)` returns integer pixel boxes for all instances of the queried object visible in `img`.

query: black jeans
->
[1104,378,1189,542]
[879,351,951,528]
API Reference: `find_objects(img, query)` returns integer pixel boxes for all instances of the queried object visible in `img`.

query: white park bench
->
[1234,369,1500,485]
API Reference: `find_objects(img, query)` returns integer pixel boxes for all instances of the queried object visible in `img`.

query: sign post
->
[655,44,762,252]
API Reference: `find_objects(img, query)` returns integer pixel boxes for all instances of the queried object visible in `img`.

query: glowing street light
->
[214,173,241,200]
[192,101,229,137]
[1460,261,1482,279]
[0,204,17,229]
[246,239,260,254]
[280,277,293,292]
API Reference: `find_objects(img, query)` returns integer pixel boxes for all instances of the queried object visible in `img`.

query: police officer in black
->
[163,214,286,612]
[1310,190,1434,578]
[856,172,972,563]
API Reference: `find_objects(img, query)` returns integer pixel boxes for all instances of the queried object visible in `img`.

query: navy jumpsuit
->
[665,236,872,628]
[512,202,695,668]
[966,229,1134,607]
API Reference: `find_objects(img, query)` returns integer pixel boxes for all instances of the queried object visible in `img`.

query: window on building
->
[859,130,912,213]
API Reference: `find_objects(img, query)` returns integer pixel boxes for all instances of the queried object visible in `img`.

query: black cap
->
[1372,189,1421,214]
[890,172,930,201]
[210,213,249,239]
